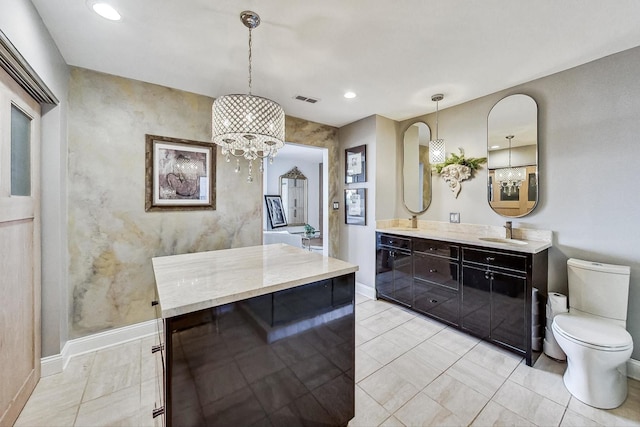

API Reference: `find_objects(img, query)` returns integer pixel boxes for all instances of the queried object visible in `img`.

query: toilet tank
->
[567,258,631,324]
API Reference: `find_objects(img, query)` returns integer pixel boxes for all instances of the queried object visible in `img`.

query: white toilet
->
[552,258,633,409]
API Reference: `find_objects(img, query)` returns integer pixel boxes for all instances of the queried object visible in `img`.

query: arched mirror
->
[403,122,432,214]
[280,166,308,225]
[487,94,538,217]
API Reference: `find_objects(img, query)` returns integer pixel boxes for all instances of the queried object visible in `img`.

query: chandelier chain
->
[248,28,253,95]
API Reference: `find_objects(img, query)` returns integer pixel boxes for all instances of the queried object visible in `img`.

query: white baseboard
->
[356,281,376,300]
[628,358,640,381]
[41,319,158,377]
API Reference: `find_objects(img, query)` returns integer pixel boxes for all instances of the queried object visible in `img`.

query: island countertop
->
[152,243,359,318]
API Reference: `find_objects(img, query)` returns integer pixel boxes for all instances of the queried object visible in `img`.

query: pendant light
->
[429,94,445,164]
[211,11,285,182]
[495,135,526,195]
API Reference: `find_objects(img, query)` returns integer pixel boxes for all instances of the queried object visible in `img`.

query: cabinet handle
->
[429,269,437,273]
[429,247,436,251]
[151,344,164,354]
[152,407,164,418]
[430,299,438,303]
[151,300,159,307]
[486,256,495,262]
[389,240,395,245]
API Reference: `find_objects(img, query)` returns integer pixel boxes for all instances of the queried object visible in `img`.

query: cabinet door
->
[461,265,491,339]
[376,247,394,299]
[393,250,413,306]
[375,247,412,307]
[491,270,527,351]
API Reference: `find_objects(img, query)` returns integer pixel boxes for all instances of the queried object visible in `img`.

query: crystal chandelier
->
[429,94,445,164]
[495,135,526,195]
[212,11,285,182]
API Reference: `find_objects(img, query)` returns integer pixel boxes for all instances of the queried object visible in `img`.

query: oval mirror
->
[403,122,432,214]
[487,94,538,217]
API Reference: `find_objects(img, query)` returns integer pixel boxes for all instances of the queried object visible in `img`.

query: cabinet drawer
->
[413,281,458,325]
[414,253,459,290]
[413,238,459,260]
[462,248,527,272]
[378,234,411,250]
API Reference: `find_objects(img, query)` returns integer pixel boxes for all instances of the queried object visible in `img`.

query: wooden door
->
[0,67,41,426]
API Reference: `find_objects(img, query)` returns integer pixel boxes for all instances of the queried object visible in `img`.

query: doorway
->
[263,143,329,256]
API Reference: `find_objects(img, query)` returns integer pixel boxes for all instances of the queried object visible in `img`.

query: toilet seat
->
[553,314,633,351]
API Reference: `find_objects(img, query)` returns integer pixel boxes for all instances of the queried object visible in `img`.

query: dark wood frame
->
[345,188,366,225]
[145,134,216,211]
[345,144,366,183]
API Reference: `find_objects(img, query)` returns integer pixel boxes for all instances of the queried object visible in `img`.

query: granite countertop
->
[376,219,552,254]
[152,243,359,318]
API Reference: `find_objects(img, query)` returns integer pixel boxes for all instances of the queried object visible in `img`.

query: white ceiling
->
[31,0,640,128]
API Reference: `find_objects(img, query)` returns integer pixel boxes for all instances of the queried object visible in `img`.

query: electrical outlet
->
[333,201,339,210]
[449,212,460,223]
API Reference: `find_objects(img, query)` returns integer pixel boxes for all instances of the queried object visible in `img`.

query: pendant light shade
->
[429,94,446,164]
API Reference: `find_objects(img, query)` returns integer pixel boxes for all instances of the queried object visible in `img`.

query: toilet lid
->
[553,314,633,350]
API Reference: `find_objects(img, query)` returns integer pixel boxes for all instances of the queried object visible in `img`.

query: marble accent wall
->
[67,68,264,337]
[67,68,341,339]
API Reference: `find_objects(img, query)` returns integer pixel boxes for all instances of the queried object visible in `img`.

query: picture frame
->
[145,134,216,211]
[345,188,366,225]
[345,144,366,183]
[265,195,288,228]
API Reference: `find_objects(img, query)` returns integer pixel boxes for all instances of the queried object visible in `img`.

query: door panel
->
[0,67,41,426]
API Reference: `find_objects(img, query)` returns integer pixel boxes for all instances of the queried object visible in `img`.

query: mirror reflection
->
[487,94,538,217]
[280,166,308,225]
[403,122,432,214]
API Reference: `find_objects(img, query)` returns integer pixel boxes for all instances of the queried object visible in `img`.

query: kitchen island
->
[151,243,358,427]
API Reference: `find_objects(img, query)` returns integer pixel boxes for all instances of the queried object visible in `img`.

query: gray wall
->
[398,46,640,359]
[1,0,70,357]
[339,115,397,290]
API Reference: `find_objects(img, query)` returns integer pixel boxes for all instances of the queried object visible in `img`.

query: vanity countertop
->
[152,243,359,318]
[376,220,552,254]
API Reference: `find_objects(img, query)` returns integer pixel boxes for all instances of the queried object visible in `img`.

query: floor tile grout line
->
[72,350,96,426]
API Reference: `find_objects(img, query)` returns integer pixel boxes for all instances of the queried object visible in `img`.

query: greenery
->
[432,148,487,175]
[304,223,316,237]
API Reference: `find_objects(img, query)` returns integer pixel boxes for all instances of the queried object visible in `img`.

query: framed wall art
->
[265,195,288,228]
[345,144,366,183]
[345,188,366,225]
[145,134,216,211]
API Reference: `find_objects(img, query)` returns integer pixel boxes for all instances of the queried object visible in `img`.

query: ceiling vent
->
[294,95,319,104]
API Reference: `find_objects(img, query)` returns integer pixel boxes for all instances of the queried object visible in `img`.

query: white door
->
[0,67,41,425]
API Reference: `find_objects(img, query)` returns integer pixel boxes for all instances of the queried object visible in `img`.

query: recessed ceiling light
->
[91,2,121,21]
[344,91,357,99]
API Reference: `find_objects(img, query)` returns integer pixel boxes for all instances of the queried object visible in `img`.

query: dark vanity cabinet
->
[375,234,412,307]
[375,232,548,365]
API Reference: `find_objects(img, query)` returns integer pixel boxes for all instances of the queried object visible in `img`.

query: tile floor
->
[15,294,640,426]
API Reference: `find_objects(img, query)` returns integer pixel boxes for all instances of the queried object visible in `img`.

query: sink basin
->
[478,237,528,246]
[389,227,421,232]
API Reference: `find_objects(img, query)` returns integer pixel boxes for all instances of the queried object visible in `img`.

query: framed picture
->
[145,134,216,211]
[345,144,366,183]
[345,188,366,225]
[265,195,288,228]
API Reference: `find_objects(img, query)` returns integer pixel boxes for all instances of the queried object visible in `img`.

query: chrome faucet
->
[410,215,417,228]
[504,221,513,239]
